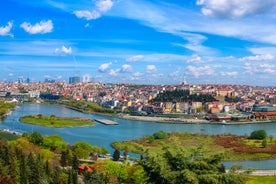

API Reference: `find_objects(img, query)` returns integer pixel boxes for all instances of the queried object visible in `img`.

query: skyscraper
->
[69,76,80,84]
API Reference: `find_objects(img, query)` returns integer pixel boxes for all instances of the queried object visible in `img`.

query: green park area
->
[246,176,276,184]
[112,130,276,161]
[19,114,94,128]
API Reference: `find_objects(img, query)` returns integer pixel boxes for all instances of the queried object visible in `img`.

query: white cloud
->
[54,45,72,55]
[73,0,114,20]
[248,47,276,55]
[121,64,132,72]
[0,21,13,37]
[187,54,202,63]
[168,70,180,77]
[109,69,119,76]
[111,0,276,46]
[126,55,144,62]
[146,65,156,73]
[98,62,112,72]
[220,71,238,77]
[173,32,217,55]
[20,20,53,34]
[196,0,276,18]
[8,73,14,77]
[96,0,114,13]
[244,62,276,74]
[186,65,215,78]
[130,72,142,81]
[73,10,101,20]
[56,75,63,80]
[61,46,72,54]
[239,54,274,61]
[85,23,90,28]
[133,72,142,77]
[44,75,51,79]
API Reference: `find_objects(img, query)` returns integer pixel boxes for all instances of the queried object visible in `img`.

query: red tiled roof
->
[78,165,93,172]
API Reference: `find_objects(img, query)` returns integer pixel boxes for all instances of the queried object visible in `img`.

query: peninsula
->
[19,114,94,128]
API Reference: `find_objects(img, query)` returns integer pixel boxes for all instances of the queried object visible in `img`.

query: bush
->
[153,131,168,140]
[249,130,267,140]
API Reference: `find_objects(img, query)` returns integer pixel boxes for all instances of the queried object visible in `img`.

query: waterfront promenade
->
[95,119,118,125]
[251,170,276,176]
[117,114,209,123]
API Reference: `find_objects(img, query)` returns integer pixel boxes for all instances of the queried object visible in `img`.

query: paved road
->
[250,170,276,176]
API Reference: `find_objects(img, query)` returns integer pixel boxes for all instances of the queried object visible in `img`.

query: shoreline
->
[115,114,272,125]
[64,105,273,125]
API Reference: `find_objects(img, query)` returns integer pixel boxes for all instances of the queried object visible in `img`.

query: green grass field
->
[19,114,94,128]
[246,176,276,184]
[0,131,20,140]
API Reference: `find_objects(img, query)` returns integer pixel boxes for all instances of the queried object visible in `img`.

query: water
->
[1,104,276,169]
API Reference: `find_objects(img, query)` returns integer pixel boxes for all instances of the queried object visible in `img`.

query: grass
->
[0,131,20,141]
[246,176,276,184]
[19,114,94,128]
[111,132,276,161]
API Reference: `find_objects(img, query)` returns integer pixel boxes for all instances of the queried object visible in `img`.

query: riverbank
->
[67,105,273,125]
[0,103,17,122]
[116,114,209,123]
[115,114,273,125]
[64,103,272,125]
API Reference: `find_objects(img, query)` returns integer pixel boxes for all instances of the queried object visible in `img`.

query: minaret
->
[181,77,189,90]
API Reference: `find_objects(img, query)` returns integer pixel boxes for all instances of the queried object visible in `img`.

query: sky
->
[1,0,276,86]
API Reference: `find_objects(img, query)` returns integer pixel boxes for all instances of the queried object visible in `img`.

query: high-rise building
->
[26,77,30,83]
[69,76,80,84]
[83,74,92,83]
[18,77,23,83]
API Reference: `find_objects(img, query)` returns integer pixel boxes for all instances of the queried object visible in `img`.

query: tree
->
[83,170,110,184]
[61,149,70,167]
[27,153,41,184]
[72,142,93,159]
[19,151,28,184]
[139,146,246,184]
[113,149,120,161]
[249,130,267,140]
[105,160,128,183]
[29,132,44,146]
[72,155,79,172]
[127,164,149,184]
[153,131,168,139]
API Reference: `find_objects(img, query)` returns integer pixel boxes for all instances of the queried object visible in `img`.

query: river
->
[1,104,276,170]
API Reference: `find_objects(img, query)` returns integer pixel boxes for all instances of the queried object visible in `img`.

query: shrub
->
[249,130,267,140]
[153,131,168,140]
[262,138,267,148]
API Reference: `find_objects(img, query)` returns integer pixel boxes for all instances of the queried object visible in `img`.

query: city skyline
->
[1,0,276,86]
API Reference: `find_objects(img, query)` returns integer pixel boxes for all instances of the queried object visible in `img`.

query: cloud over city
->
[98,62,112,72]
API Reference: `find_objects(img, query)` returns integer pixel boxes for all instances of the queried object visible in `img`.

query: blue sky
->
[1,0,276,85]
